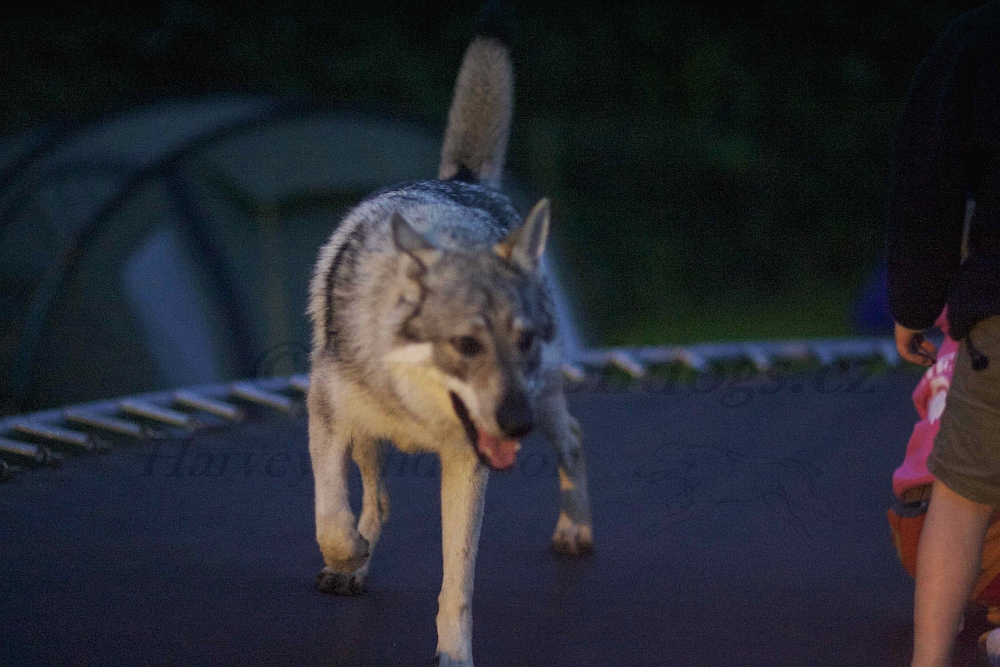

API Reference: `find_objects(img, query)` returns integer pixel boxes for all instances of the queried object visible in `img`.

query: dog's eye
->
[517,330,535,353]
[452,336,483,358]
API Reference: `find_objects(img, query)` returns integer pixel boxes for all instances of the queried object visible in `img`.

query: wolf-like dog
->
[306,5,593,665]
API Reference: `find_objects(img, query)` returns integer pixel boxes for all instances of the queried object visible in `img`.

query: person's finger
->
[900,347,933,366]
[896,333,934,366]
[918,338,938,361]
[909,334,938,364]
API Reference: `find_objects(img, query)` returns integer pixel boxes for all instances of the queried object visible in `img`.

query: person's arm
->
[887,15,977,363]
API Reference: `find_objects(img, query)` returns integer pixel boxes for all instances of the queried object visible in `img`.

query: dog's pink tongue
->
[476,429,519,470]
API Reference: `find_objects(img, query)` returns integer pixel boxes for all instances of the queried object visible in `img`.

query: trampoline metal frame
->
[0,336,899,484]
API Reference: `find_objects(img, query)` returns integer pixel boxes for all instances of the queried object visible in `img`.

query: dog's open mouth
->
[450,392,520,471]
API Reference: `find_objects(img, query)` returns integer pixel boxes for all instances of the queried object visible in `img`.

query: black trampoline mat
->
[1,370,984,666]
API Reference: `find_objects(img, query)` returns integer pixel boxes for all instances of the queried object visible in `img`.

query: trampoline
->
[0,93,977,667]
[1,360,985,666]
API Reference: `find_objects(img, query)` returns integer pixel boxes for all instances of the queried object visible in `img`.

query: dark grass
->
[0,0,983,344]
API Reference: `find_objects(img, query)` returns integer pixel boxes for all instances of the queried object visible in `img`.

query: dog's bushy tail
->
[438,0,514,188]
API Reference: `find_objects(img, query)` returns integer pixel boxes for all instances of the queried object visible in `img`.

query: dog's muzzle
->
[496,391,534,439]
[450,392,521,471]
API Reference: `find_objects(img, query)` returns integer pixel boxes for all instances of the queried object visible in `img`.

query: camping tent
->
[0,95,578,415]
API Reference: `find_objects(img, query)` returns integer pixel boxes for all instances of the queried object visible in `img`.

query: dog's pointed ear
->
[392,212,439,266]
[495,198,550,273]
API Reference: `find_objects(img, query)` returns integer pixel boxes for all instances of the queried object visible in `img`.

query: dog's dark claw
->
[551,539,594,558]
[315,567,366,595]
[551,516,594,558]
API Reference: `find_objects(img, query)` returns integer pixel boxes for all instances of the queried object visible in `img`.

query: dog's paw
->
[551,512,593,557]
[315,566,367,595]
[318,530,370,571]
[434,653,473,667]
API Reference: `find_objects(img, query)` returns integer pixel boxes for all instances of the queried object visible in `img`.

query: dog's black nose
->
[496,392,533,438]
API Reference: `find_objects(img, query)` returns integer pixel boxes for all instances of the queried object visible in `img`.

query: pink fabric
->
[892,309,960,499]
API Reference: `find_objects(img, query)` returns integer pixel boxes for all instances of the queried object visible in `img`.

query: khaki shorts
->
[929,315,1000,506]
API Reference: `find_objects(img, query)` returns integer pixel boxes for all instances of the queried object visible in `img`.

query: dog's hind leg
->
[435,448,488,667]
[537,386,593,556]
[345,438,389,591]
[309,390,370,595]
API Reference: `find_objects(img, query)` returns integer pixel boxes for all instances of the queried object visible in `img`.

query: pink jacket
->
[892,309,960,499]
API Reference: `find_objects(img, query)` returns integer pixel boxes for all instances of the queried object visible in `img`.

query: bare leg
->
[536,386,593,556]
[912,479,993,667]
[435,448,488,667]
[309,389,370,594]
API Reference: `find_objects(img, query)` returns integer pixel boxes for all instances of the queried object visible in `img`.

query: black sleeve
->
[886,15,977,331]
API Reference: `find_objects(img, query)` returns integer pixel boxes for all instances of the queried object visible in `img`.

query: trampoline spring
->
[678,351,708,372]
[561,363,586,384]
[119,399,195,429]
[608,352,646,379]
[10,421,109,453]
[0,437,47,463]
[64,409,145,438]
[742,345,772,372]
[877,339,901,366]
[289,374,310,394]
[229,382,296,413]
[809,343,837,367]
[0,437,62,467]
[636,347,706,371]
[173,391,244,421]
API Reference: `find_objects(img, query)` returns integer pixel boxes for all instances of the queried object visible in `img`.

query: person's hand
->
[895,322,938,366]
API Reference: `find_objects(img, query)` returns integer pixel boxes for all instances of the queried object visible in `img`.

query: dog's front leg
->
[435,449,488,667]
[537,386,593,556]
[308,390,370,594]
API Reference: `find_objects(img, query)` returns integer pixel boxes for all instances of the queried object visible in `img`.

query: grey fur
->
[306,18,592,666]
[438,36,513,186]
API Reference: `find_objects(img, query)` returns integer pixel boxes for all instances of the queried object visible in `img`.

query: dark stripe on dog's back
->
[325,223,368,358]
[435,181,517,225]
[447,164,478,184]
[367,180,521,233]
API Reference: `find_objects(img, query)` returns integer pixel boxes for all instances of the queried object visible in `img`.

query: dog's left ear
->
[495,198,550,273]
[392,212,440,267]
